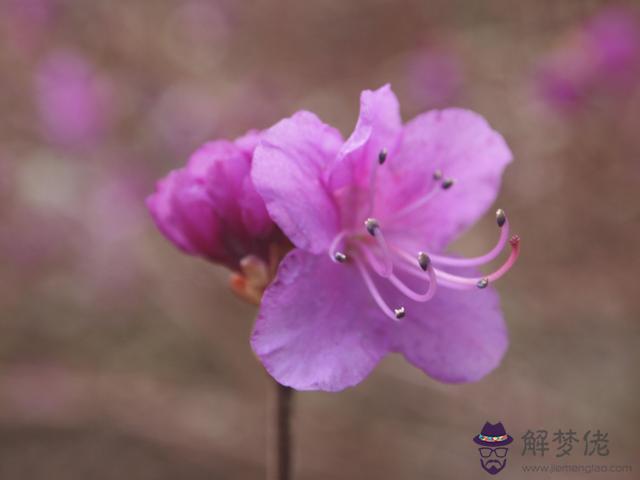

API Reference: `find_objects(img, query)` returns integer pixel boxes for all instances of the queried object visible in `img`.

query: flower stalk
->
[267,380,293,480]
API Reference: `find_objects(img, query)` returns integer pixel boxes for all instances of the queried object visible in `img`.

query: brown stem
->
[267,380,293,480]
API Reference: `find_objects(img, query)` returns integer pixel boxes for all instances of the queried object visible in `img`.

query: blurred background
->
[1,0,639,478]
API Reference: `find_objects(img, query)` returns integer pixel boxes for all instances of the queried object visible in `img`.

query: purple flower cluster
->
[35,50,112,148]
[148,85,519,391]
[536,7,640,110]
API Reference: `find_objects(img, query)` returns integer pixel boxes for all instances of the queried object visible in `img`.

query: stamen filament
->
[389,271,437,301]
[432,235,521,289]
[391,235,520,290]
[364,218,393,277]
[328,229,351,263]
[429,215,511,267]
[393,259,472,290]
[359,246,438,302]
[393,174,443,220]
[367,149,387,216]
[353,256,403,322]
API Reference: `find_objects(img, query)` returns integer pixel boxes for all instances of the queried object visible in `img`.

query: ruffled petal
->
[186,139,274,240]
[234,129,262,155]
[239,174,274,238]
[187,140,250,234]
[385,108,512,252]
[251,111,344,254]
[327,85,403,228]
[146,169,227,262]
[329,84,403,190]
[251,249,391,391]
[147,137,277,269]
[389,270,508,383]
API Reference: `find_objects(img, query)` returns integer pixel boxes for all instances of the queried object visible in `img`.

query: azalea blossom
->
[35,50,113,148]
[1,0,57,54]
[535,7,640,110]
[250,85,518,391]
[147,131,290,304]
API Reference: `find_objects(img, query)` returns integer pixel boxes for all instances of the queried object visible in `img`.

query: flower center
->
[328,149,520,322]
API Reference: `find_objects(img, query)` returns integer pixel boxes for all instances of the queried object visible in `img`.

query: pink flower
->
[147,131,289,304]
[35,50,112,148]
[535,7,640,110]
[1,0,57,54]
[250,85,518,391]
[586,8,640,78]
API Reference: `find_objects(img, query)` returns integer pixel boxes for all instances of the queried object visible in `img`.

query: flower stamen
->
[417,251,430,271]
[334,252,347,263]
[364,218,393,277]
[364,217,379,236]
[354,255,404,322]
[327,148,519,320]
[378,148,388,165]
[428,209,511,267]
[329,229,351,263]
[359,245,438,302]
[441,178,455,190]
[393,169,449,220]
[367,149,388,216]
[432,235,521,289]
[389,234,520,290]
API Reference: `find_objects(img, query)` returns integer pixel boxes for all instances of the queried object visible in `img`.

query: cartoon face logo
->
[473,422,513,475]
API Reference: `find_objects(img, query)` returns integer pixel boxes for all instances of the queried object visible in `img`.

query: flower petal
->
[187,140,249,233]
[328,85,403,227]
[147,137,277,269]
[188,139,274,239]
[330,85,403,188]
[389,272,508,383]
[239,174,274,237]
[251,111,344,254]
[234,129,262,155]
[389,108,512,252]
[251,249,391,391]
[146,169,227,262]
